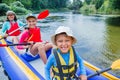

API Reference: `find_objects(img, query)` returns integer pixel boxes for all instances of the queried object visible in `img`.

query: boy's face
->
[55,34,73,53]
[27,18,37,28]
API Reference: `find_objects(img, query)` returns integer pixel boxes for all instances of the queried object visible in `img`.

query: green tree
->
[0,3,10,15]
[18,0,32,9]
[85,0,91,5]
[95,0,104,10]
[111,0,120,9]
[2,0,16,5]
[72,0,83,10]
[32,0,41,10]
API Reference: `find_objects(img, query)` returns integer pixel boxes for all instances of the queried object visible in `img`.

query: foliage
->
[47,0,68,9]
[31,0,41,10]
[11,1,24,8]
[2,0,16,5]
[98,0,110,14]
[12,6,28,14]
[111,0,120,9]
[85,0,91,5]
[10,1,28,14]
[0,3,10,16]
[19,0,32,9]
[80,4,96,14]
[95,0,104,10]
[69,0,83,10]
[82,0,120,14]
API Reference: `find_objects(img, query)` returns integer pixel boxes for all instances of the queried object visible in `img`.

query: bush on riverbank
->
[10,1,29,14]
[80,4,96,15]
[0,3,10,16]
[0,1,29,16]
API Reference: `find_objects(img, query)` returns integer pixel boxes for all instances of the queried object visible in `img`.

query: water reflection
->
[105,17,120,26]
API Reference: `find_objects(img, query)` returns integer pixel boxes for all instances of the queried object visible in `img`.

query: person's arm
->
[45,54,54,80]
[76,52,87,80]
[0,22,10,36]
[17,20,25,27]
[17,30,29,49]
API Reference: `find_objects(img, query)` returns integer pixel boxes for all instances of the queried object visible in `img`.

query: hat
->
[51,26,77,45]
[6,11,16,16]
[26,14,37,20]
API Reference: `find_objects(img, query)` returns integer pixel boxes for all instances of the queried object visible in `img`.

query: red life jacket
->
[27,27,42,42]
[6,22,21,36]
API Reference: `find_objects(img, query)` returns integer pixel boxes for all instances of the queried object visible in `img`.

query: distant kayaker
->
[0,10,25,42]
[45,26,87,80]
[16,14,53,64]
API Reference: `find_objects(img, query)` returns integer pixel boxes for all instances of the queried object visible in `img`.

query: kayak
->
[0,39,119,80]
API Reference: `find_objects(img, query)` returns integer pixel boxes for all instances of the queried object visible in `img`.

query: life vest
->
[52,47,78,80]
[6,22,21,36]
[25,27,42,42]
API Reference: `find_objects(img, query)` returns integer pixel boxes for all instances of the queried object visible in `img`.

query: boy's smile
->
[55,34,73,53]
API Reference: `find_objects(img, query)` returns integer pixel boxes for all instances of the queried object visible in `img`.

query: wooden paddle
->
[87,59,120,78]
[0,9,49,40]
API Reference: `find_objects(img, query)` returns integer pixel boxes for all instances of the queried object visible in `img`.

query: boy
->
[16,14,53,64]
[45,26,87,80]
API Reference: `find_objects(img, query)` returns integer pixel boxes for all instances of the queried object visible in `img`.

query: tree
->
[72,0,83,10]
[2,0,16,5]
[95,0,104,10]
[19,0,32,9]
[85,0,91,5]
[31,0,41,10]
[112,0,120,9]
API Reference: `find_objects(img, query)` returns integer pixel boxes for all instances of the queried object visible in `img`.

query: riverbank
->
[88,14,120,17]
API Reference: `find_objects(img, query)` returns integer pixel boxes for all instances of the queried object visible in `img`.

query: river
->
[0,12,120,79]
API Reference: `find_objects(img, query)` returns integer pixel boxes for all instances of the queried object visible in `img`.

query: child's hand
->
[28,41,34,44]
[4,34,9,38]
[79,75,87,80]
[27,41,34,48]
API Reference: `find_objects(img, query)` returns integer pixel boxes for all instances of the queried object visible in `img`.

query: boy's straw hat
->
[26,14,37,20]
[51,26,77,45]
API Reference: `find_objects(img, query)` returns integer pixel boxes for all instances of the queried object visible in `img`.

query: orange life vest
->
[27,27,42,42]
[6,22,21,36]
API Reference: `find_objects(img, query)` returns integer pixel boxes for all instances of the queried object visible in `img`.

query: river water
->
[0,12,120,79]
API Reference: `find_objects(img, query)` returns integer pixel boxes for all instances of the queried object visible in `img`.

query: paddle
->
[0,9,49,40]
[0,43,32,47]
[87,59,120,78]
[74,59,120,80]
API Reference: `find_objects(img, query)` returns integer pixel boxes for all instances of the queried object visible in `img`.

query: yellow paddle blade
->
[111,59,120,69]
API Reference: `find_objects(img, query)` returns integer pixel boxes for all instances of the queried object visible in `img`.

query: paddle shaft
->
[0,43,31,47]
[87,67,111,78]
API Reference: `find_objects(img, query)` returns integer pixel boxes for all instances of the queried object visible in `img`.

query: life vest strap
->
[53,49,64,80]
[59,62,77,70]
[52,68,76,77]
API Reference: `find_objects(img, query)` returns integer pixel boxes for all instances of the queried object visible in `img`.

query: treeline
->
[0,0,120,16]
[79,0,120,14]
[0,0,69,15]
